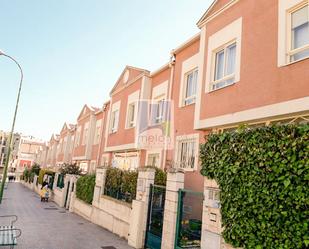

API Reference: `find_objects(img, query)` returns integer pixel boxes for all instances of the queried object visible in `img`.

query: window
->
[63,137,67,152]
[94,121,101,144]
[206,18,242,91]
[147,153,160,167]
[82,122,89,145]
[75,127,81,147]
[212,42,236,91]
[289,4,309,62]
[110,110,119,133]
[184,69,198,105]
[176,137,198,170]
[127,103,136,128]
[151,98,165,124]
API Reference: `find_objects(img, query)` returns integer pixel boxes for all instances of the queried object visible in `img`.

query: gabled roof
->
[68,124,76,130]
[50,134,59,143]
[197,0,235,28]
[109,65,150,96]
[60,123,76,134]
[77,104,100,121]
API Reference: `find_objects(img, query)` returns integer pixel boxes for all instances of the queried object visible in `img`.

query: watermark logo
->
[135,99,174,150]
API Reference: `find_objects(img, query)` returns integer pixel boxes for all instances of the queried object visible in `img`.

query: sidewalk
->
[0,182,132,249]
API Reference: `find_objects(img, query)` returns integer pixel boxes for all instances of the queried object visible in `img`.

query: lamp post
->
[0,50,23,204]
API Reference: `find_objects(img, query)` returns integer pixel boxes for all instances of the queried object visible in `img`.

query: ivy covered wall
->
[200,124,309,249]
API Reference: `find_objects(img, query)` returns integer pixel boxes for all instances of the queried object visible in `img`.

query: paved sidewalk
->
[0,182,132,249]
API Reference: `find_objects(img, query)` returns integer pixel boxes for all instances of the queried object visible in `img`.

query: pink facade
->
[37,0,309,191]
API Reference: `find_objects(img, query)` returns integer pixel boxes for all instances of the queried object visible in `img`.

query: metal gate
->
[175,189,204,249]
[145,184,166,249]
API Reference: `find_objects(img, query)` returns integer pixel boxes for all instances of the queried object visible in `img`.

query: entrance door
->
[145,184,166,249]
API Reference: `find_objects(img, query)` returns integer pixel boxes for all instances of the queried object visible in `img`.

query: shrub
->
[104,168,138,203]
[38,169,55,185]
[200,124,309,249]
[23,168,30,182]
[76,174,96,204]
[59,163,81,175]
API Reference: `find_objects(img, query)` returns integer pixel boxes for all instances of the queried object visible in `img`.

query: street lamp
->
[0,50,24,204]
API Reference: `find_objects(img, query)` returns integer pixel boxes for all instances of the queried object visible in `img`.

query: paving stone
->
[0,183,132,249]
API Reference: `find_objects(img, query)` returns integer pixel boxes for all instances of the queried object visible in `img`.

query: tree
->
[30,163,41,175]
[59,163,82,175]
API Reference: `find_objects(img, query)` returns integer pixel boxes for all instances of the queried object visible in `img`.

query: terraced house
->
[30,0,309,248]
[36,0,309,195]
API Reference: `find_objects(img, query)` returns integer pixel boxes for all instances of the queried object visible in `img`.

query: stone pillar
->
[53,173,59,190]
[201,177,223,249]
[65,174,78,210]
[92,167,107,208]
[33,175,38,194]
[69,174,79,213]
[161,169,184,249]
[128,168,155,249]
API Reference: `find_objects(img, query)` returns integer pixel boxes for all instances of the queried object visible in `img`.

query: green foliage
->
[23,168,30,182]
[59,163,82,175]
[76,174,96,204]
[38,169,55,185]
[30,163,41,176]
[200,124,309,249]
[104,168,138,203]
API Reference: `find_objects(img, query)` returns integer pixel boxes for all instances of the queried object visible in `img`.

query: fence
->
[104,168,138,203]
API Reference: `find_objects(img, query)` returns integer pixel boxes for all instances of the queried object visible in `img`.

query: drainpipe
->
[162,52,176,170]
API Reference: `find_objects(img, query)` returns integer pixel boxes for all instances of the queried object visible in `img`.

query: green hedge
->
[104,168,138,203]
[76,174,96,204]
[200,124,309,249]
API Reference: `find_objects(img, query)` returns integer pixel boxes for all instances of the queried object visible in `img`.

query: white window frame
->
[183,68,198,106]
[109,101,120,134]
[205,18,242,93]
[179,53,199,107]
[82,122,89,145]
[75,126,81,147]
[126,102,136,128]
[94,120,101,144]
[287,2,309,63]
[110,110,119,133]
[175,134,199,171]
[278,0,309,66]
[151,96,165,125]
[146,152,161,168]
[211,41,237,91]
[125,90,139,129]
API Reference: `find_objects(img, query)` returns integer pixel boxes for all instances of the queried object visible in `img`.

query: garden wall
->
[70,191,132,239]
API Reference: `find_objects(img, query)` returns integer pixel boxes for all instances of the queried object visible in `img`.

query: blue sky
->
[0,0,212,140]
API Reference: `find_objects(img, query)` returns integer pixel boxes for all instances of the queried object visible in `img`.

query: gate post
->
[128,167,155,249]
[53,173,59,190]
[68,174,79,212]
[201,177,223,249]
[161,168,184,249]
[92,167,107,208]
